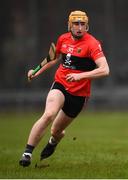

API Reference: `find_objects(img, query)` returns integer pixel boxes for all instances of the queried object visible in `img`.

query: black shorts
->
[51,82,87,118]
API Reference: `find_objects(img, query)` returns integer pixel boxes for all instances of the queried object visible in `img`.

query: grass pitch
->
[0,111,128,179]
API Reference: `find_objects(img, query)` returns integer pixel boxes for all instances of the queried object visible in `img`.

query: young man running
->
[19,10,109,167]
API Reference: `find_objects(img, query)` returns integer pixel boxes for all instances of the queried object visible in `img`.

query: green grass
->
[0,111,128,178]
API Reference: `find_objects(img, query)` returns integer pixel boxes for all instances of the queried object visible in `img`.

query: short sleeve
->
[90,40,104,61]
[56,35,63,55]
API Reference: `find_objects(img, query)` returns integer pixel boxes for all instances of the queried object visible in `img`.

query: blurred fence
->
[0,0,128,110]
[0,86,128,111]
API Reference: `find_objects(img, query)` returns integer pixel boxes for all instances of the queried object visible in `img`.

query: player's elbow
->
[103,66,110,76]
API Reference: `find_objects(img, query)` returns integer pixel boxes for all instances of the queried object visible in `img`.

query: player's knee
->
[61,130,65,137]
[43,111,56,121]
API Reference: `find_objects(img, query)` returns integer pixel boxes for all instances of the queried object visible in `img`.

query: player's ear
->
[85,24,89,32]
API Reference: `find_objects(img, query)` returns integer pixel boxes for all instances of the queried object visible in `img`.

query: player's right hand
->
[27,69,34,82]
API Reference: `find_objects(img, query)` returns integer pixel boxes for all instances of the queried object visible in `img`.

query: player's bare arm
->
[28,57,59,81]
[66,57,109,82]
[28,42,57,82]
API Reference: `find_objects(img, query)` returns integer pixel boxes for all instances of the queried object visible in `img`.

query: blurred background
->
[0,0,128,112]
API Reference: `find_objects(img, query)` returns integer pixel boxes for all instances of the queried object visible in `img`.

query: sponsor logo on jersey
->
[62,44,67,48]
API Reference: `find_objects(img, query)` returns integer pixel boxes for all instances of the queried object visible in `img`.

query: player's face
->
[71,22,86,39]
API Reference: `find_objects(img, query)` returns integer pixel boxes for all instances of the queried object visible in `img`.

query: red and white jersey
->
[54,32,104,97]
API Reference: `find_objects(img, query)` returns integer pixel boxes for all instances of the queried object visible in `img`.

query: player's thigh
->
[51,110,74,134]
[45,89,65,114]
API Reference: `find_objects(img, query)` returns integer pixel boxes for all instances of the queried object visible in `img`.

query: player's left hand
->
[66,73,81,82]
